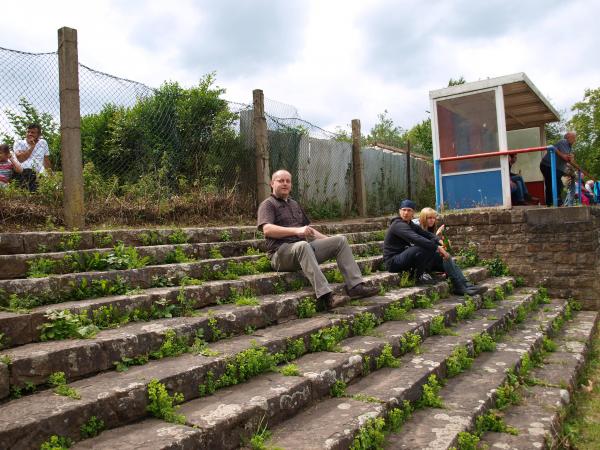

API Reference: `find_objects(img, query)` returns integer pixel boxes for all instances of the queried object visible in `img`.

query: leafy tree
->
[332,126,352,143]
[405,118,432,156]
[448,76,466,86]
[1,98,61,167]
[569,87,600,178]
[366,110,406,148]
[79,73,247,191]
[545,109,568,145]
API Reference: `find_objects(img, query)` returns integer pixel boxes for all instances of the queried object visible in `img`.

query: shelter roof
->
[429,72,560,131]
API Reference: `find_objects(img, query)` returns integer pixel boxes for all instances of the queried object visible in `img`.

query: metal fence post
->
[434,159,441,211]
[351,119,367,216]
[576,169,582,205]
[58,27,84,228]
[253,89,270,205]
[549,146,558,207]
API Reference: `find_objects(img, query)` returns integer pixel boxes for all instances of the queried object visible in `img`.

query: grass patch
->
[279,364,300,376]
[400,331,422,354]
[146,379,185,424]
[49,371,80,399]
[297,297,317,318]
[330,379,347,397]
[417,374,444,408]
[350,417,385,450]
[560,326,600,449]
[40,435,72,450]
[376,343,400,369]
[352,312,379,336]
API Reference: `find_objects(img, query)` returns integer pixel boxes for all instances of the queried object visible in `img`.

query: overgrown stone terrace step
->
[0,267,410,390]
[0,265,485,399]
[384,299,585,449]
[66,276,512,450]
[0,219,389,255]
[478,310,598,450]
[0,242,382,299]
[0,270,497,449]
[266,292,566,450]
[0,255,390,349]
[0,230,386,280]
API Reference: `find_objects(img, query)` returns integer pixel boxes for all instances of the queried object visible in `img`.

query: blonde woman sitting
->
[418,207,446,236]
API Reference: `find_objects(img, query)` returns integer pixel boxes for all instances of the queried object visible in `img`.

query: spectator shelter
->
[430,73,560,210]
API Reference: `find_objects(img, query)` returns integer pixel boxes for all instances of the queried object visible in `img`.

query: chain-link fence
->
[0,45,434,227]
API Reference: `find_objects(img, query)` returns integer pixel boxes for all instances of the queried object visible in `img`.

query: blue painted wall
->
[441,170,503,209]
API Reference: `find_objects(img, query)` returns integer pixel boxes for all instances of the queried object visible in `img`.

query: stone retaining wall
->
[443,206,600,310]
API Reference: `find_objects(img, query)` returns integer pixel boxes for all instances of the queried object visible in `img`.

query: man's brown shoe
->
[347,283,378,299]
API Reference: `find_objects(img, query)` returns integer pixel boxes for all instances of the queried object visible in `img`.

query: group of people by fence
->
[257,169,487,310]
[0,123,51,192]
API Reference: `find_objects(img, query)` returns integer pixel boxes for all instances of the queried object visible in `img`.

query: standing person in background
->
[13,123,52,192]
[0,144,23,188]
[539,131,576,206]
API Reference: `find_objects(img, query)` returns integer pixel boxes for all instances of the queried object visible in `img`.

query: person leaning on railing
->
[539,131,576,207]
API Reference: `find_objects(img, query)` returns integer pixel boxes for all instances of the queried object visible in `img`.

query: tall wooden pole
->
[351,119,367,216]
[58,27,84,228]
[253,89,270,205]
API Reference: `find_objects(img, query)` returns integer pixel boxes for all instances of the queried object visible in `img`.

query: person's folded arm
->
[262,223,305,239]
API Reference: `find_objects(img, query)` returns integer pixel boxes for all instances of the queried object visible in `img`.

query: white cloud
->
[1,0,599,134]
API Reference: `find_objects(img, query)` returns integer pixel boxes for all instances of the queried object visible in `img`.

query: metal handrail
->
[434,145,586,209]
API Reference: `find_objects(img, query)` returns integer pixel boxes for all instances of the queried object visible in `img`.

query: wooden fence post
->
[351,119,367,216]
[58,27,84,228]
[406,139,412,199]
[253,89,270,205]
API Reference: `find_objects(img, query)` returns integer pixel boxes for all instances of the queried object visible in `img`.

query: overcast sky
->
[2,0,600,133]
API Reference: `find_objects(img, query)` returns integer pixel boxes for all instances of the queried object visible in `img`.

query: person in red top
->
[0,144,23,188]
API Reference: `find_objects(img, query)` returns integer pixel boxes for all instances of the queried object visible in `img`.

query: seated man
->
[257,169,377,308]
[13,123,52,192]
[508,154,536,205]
[383,199,486,296]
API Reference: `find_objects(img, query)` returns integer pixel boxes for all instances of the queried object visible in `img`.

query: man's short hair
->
[0,143,9,154]
[564,131,576,138]
[271,169,291,181]
[27,123,42,133]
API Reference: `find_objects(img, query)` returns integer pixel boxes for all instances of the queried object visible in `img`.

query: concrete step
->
[0,254,400,350]
[70,277,514,450]
[0,253,391,349]
[0,219,389,255]
[384,298,576,449]
[265,290,563,450]
[478,309,598,450]
[0,273,500,449]
[0,230,386,279]
[0,270,410,390]
[0,243,382,300]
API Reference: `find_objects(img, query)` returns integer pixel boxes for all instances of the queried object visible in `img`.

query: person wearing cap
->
[257,169,378,309]
[383,199,487,296]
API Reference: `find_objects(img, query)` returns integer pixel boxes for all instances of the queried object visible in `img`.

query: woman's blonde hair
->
[419,207,438,230]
